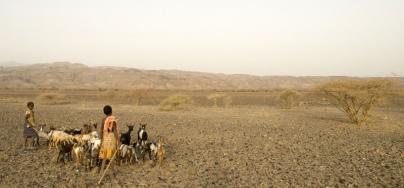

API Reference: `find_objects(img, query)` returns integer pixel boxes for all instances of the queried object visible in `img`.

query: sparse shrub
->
[36,93,70,105]
[207,93,226,107]
[319,79,393,125]
[159,94,193,111]
[207,93,232,108]
[279,90,299,109]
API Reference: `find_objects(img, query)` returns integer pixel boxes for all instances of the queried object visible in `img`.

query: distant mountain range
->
[0,62,402,90]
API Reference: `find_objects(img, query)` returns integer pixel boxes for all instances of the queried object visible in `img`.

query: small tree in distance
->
[319,79,393,125]
[279,90,299,109]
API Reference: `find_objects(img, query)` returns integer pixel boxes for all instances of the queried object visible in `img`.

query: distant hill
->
[0,62,402,90]
[0,61,26,67]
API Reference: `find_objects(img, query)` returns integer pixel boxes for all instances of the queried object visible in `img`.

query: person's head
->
[27,101,34,110]
[103,105,112,116]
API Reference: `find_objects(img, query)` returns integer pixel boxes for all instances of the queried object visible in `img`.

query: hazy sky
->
[1,0,403,76]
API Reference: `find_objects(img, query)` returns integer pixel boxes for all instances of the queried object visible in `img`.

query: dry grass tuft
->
[279,90,299,109]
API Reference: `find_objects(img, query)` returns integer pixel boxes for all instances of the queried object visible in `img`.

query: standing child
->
[23,101,39,149]
[98,105,120,173]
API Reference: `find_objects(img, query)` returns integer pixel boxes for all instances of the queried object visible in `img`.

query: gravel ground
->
[0,103,403,187]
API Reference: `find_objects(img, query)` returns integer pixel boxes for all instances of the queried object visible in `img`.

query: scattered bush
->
[207,93,232,108]
[159,94,193,111]
[319,79,393,125]
[36,93,70,105]
[279,90,299,109]
[207,94,224,107]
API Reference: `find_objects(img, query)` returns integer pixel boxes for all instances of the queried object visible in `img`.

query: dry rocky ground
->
[0,102,403,187]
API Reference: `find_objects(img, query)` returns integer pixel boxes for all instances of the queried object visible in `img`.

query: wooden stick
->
[97,149,118,185]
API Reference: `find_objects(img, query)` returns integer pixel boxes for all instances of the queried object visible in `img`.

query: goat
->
[73,134,91,145]
[120,124,134,145]
[89,130,99,139]
[156,138,165,166]
[70,129,100,169]
[137,123,148,147]
[118,144,136,165]
[56,140,75,164]
[88,138,101,167]
[71,127,99,145]
[48,129,75,150]
[64,128,82,135]
[32,124,49,146]
[37,124,49,140]
[72,143,85,168]
[82,123,93,134]
[134,141,157,161]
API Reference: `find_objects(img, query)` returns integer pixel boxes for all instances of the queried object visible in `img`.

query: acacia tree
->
[319,79,393,125]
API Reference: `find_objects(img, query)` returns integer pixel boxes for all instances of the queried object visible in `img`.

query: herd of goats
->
[32,122,165,170]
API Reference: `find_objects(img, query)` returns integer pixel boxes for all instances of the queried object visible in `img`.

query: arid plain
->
[0,87,403,187]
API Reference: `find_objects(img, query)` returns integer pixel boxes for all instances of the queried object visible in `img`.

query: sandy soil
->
[0,103,403,187]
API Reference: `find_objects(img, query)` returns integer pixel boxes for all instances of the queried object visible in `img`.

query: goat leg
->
[56,152,61,164]
[133,151,138,163]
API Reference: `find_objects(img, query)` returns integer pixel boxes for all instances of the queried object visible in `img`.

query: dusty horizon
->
[1,0,403,77]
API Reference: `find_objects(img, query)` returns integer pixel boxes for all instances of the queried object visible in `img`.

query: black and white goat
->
[137,123,148,147]
[134,141,157,161]
[118,144,137,165]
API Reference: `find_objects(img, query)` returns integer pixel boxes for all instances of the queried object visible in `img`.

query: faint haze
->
[0,0,403,77]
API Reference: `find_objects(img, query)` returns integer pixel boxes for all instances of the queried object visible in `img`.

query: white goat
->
[48,130,74,150]
[72,143,85,168]
[37,124,49,140]
[88,138,101,167]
